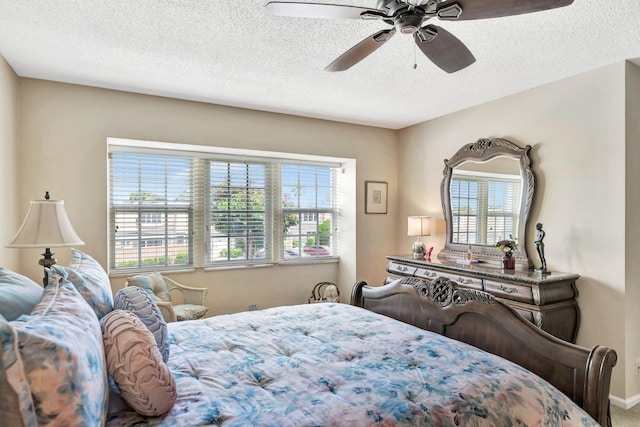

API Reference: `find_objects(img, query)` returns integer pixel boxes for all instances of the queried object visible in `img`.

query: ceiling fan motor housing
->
[394,13,424,34]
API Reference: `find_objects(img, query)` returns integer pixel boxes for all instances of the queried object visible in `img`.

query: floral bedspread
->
[106,303,597,426]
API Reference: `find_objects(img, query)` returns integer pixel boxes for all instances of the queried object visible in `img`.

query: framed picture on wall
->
[365,181,388,214]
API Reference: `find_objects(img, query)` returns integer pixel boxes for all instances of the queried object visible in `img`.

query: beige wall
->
[398,62,634,402]
[625,61,640,401]
[16,79,398,314]
[8,57,640,404]
[0,56,19,269]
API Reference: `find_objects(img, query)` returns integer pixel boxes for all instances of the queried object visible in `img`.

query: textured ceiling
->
[1,1,639,129]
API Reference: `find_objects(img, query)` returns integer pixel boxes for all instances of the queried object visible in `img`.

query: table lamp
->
[407,216,431,260]
[7,192,84,286]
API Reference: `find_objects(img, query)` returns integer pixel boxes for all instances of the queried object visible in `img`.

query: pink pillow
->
[100,310,176,416]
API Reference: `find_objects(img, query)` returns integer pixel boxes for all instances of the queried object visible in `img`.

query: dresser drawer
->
[384,255,580,343]
[485,280,533,304]
[416,269,483,291]
[414,268,439,280]
[387,262,417,276]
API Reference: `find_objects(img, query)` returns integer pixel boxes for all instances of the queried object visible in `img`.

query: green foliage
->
[306,236,316,246]
[211,183,266,256]
[317,219,331,246]
[118,255,175,268]
[173,252,188,264]
[117,260,138,268]
[128,191,163,203]
[219,248,243,259]
[142,256,166,266]
[283,214,299,235]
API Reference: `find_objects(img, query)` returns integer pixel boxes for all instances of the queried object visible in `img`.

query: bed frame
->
[350,277,617,427]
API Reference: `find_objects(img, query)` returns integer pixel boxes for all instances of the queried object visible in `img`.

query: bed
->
[1,253,617,427]
[103,277,615,426]
[351,277,617,427]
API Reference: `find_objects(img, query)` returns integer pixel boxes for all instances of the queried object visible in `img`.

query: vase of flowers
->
[495,237,518,270]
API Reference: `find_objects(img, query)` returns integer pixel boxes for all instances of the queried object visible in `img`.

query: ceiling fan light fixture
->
[416,25,437,43]
[437,3,462,20]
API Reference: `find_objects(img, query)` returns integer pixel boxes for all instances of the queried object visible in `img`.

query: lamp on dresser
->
[7,191,84,286]
[407,216,431,260]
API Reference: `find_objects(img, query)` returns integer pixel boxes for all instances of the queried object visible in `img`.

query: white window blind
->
[109,151,194,270]
[280,164,336,259]
[450,175,521,245]
[108,141,340,272]
[450,178,480,244]
[208,161,270,263]
[485,178,521,245]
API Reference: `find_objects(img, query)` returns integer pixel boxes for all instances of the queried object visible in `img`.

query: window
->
[109,152,193,270]
[450,173,521,245]
[108,140,341,272]
[450,178,479,244]
[281,165,335,259]
[209,161,268,262]
[302,212,318,222]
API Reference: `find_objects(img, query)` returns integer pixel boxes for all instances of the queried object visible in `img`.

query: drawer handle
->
[498,284,518,294]
[427,271,437,278]
[457,277,472,284]
[397,266,408,272]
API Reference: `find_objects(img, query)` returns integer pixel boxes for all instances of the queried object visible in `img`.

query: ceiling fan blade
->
[437,0,573,21]
[325,29,396,72]
[265,2,382,19]
[414,25,475,73]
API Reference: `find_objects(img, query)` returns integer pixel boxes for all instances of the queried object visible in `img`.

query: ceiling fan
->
[265,0,574,73]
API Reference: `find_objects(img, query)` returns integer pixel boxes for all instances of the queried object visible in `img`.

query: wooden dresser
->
[385,255,581,343]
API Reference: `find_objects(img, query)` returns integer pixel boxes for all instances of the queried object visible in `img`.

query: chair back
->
[125,272,171,302]
[308,282,340,303]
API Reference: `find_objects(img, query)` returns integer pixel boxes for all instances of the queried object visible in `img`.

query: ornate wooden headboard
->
[350,277,617,427]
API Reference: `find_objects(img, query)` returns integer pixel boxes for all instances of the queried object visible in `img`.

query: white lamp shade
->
[407,216,431,237]
[7,199,84,248]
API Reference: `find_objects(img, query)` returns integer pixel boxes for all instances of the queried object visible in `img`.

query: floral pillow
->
[0,314,26,427]
[61,248,114,319]
[0,268,108,426]
[0,268,43,321]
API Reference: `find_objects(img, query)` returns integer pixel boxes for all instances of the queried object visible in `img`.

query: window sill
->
[277,257,339,266]
[203,263,276,272]
[109,257,339,277]
[203,257,339,271]
[108,267,196,278]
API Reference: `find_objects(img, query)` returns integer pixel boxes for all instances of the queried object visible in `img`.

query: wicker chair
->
[308,282,340,304]
[125,273,208,322]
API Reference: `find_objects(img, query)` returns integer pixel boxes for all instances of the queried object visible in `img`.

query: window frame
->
[108,138,342,274]
[450,171,522,246]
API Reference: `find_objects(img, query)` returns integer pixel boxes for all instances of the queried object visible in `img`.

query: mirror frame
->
[439,138,534,270]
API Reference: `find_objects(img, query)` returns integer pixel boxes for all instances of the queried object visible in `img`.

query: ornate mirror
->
[439,138,534,270]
